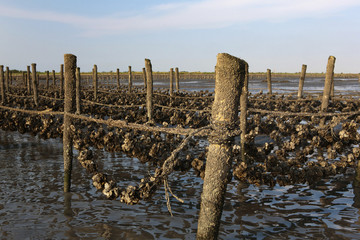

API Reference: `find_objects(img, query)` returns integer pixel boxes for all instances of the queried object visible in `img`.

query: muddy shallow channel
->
[1,129,360,239]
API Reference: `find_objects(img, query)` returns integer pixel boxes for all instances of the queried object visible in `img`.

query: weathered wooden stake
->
[170,68,174,96]
[320,56,336,127]
[0,65,5,104]
[240,63,249,161]
[142,67,147,89]
[52,70,56,87]
[93,65,98,100]
[145,59,153,122]
[128,66,132,92]
[266,69,272,94]
[31,63,38,106]
[63,53,77,192]
[116,68,120,89]
[5,67,9,92]
[297,64,307,98]
[197,53,246,240]
[60,64,64,96]
[46,71,50,90]
[175,67,180,92]
[27,66,31,94]
[76,67,81,114]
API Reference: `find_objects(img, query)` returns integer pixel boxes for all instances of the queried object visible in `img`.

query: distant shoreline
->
[9,71,359,79]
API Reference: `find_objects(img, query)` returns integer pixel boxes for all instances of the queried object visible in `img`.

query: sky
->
[0,0,359,73]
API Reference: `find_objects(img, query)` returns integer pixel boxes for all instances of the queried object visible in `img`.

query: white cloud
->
[0,0,359,36]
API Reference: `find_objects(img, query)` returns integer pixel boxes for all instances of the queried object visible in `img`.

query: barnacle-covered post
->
[145,59,153,122]
[240,63,249,161]
[52,70,56,87]
[320,56,336,127]
[63,53,77,192]
[175,67,180,92]
[60,64,64,97]
[197,53,246,239]
[128,66,132,92]
[31,63,38,106]
[142,67,147,89]
[76,67,81,114]
[169,68,174,96]
[27,66,31,94]
[5,67,9,92]
[46,71,50,90]
[267,68,272,94]
[93,64,98,100]
[0,65,5,104]
[116,68,120,89]
[297,64,307,98]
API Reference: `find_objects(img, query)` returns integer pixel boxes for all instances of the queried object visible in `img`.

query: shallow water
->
[113,76,360,96]
[1,129,360,239]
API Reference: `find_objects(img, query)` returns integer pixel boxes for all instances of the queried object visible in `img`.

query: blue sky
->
[0,0,359,73]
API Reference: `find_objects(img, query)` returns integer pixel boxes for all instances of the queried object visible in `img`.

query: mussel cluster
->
[2,86,360,203]
[233,92,360,186]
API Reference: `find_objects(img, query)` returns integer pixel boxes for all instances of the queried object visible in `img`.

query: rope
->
[82,99,145,108]
[6,93,32,99]
[248,108,360,117]
[65,112,211,136]
[0,105,64,116]
[38,95,64,101]
[249,97,321,102]
[154,104,211,113]
[153,92,214,99]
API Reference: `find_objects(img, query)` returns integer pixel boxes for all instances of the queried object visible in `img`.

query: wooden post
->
[5,67,9,92]
[31,63,38,106]
[142,67,147,89]
[170,68,174,96]
[46,71,50,90]
[297,64,307,98]
[266,69,272,94]
[60,64,64,96]
[52,70,56,88]
[197,53,246,239]
[0,65,5,104]
[320,56,336,127]
[27,66,31,94]
[240,63,249,161]
[63,53,77,192]
[76,67,81,114]
[116,68,120,89]
[128,66,132,92]
[175,67,180,92]
[145,59,153,122]
[93,65,98,100]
